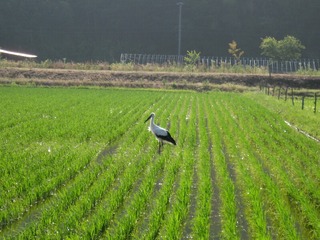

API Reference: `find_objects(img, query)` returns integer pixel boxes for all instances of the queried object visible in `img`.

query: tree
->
[184,50,201,72]
[259,37,279,60]
[279,36,305,60]
[184,50,201,66]
[260,35,305,61]
[228,40,244,62]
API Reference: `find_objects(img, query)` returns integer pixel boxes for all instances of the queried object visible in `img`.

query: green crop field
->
[0,86,319,239]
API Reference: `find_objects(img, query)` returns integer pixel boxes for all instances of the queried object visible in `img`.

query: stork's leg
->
[158,141,164,154]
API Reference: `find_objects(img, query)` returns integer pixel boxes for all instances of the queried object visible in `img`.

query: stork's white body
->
[145,113,176,153]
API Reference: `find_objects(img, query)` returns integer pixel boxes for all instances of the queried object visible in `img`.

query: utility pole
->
[177,2,183,60]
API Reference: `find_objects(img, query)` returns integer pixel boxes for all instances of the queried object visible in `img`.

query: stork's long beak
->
[144,114,152,123]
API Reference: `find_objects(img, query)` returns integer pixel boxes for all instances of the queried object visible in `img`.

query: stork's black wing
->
[156,131,176,145]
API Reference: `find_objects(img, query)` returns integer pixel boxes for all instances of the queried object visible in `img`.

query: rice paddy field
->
[0,86,319,239]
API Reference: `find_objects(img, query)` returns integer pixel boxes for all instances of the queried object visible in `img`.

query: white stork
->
[144,112,176,153]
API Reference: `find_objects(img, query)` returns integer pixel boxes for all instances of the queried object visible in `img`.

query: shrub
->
[260,35,305,61]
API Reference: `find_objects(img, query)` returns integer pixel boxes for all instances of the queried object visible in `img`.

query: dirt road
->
[0,67,319,90]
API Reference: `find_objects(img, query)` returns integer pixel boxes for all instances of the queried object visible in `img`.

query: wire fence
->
[120,53,320,73]
[261,86,319,113]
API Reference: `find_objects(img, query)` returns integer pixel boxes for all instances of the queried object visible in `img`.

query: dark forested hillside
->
[0,0,319,62]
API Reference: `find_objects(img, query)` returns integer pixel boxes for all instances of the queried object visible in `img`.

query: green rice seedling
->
[191,94,212,239]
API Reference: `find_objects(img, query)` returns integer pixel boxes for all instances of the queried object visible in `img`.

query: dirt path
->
[1,67,320,90]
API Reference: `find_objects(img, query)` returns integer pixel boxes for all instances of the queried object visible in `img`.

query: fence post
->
[302,95,305,110]
[314,93,317,113]
[285,88,288,101]
[291,88,294,106]
[278,88,281,99]
[289,61,292,72]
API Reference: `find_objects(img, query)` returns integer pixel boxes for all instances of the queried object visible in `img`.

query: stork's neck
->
[150,115,155,126]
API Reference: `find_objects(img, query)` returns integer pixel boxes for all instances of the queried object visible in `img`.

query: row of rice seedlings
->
[132,93,192,239]
[216,94,273,238]
[0,88,179,236]
[1,87,168,236]
[51,89,153,143]
[39,96,158,237]
[211,95,249,238]
[254,132,319,238]
[0,94,120,236]
[0,90,93,200]
[201,94,223,238]
[2,89,318,238]
[64,92,181,239]
[0,88,150,232]
[157,94,197,239]
[226,94,318,238]
[190,94,212,239]
[0,87,67,128]
[246,92,320,140]
[273,130,320,191]
[180,95,199,238]
[238,94,320,194]
[102,91,185,239]
[204,94,239,239]
[103,150,167,239]
[41,90,174,237]
[263,121,320,207]
[222,94,301,238]
[139,93,192,238]
[57,129,152,237]
[5,156,105,239]
[244,97,320,205]
[1,145,97,223]
[247,120,320,237]
[174,94,201,239]
[244,94,320,183]
[0,96,102,229]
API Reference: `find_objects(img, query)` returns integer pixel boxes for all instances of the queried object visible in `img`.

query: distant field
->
[0,86,319,239]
